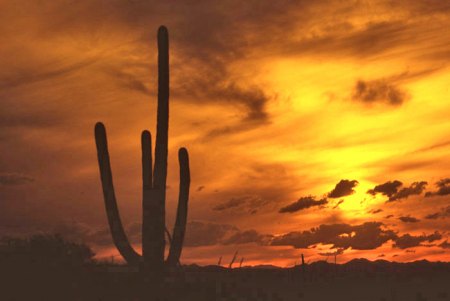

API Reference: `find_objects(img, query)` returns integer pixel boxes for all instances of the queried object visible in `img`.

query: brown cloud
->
[368,209,384,214]
[279,196,328,213]
[318,248,344,256]
[393,231,442,249]
[221,229,273,246]
[424,206,450,220]
[367,180,402,198]
[438,241,450,249]
[425,178,450,197]
[270,222,397,250]
[351,78,409,106]
[213,197,246,211]
[384,215,394,219]
[0,57,99,91]
[0,173,35,185]
[424,212,441,220]
[367,180,427,202]
[196,186,205,192]
[184,221,238,247]
[387,181,427,202]
[212,195,272,214]
[328,179,358,198]
[398,216,420,223]
[332,199,344,210]
[36,220,113,247]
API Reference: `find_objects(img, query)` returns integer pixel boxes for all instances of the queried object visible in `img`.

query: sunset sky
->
[1,0,450,267]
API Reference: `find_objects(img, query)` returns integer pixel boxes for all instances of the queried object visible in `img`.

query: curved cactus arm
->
[141,130,153,261]
[167,147,190,267]
[94,122,142,265]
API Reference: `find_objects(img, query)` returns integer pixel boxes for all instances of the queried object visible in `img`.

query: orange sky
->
[1,0,450,266]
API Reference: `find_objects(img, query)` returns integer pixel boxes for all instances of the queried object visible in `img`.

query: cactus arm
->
[165,227,173,245]
[149,25,169,269]
[167,148,190,267]
[94,122,142,265]
[141,130,153,261]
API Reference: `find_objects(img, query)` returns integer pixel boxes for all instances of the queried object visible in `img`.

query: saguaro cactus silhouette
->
[94,26,190,274]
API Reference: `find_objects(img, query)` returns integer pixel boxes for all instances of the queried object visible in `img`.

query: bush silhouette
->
[0,233,95,268]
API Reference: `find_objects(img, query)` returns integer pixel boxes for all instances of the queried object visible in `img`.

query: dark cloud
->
[279,196,328,213]
[368,209,383,214]
[0,173,35,185]
[387,181,427,202]
[393,231,442,249]
[328,179,358,198]
[270,222,397,250]
[424,212,441,220]
[438,241,450,249]
[425,178,450,197]
[0,57,99,91]
[332,199,344,210]
[282,20,410,59]
[183,221,238,247]
[212,197,246,211]
[47,220,113,246]
[196,186,205,192]
[386,0,450,16]
[367,180,402,197]
[405,249,415,253]
[398,216,420,223]
[220,229,273,246]
[107,69,152,95]
[212,195,271,214]
[384,215,394,219]
[318,248,344,256]
[351,78,409,106]
[424,206,450,220]
[378,254,385,257]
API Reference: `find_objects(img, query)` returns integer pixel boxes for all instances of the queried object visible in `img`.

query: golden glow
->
[1,0,450,265]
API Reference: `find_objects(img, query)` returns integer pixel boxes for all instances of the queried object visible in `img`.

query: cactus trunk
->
[148,25,170,272]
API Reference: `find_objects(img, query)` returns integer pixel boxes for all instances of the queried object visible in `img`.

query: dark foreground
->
[3,260,450,301]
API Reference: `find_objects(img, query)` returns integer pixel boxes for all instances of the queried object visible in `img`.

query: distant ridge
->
[180,258,449,270]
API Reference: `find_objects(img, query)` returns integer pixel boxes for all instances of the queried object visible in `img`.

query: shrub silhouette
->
[94,25,190,281]
[0,233,95,268]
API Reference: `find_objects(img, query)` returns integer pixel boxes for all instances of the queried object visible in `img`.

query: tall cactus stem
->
[151,24,169,271]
